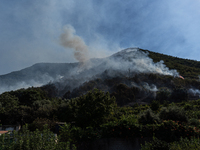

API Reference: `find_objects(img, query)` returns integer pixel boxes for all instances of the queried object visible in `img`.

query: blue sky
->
[1,0,200,75]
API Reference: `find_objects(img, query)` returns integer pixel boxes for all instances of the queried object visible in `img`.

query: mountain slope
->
[144,49,200,79]
[0,62,80,93]
[1,47,200,96]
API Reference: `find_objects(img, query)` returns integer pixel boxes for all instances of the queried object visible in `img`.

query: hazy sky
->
[1,0,200,75]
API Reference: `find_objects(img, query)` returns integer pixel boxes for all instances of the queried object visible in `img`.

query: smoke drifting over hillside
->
[188,89,200,98]
[0,72,64,94]
[60,25,89,62]
[105,48,179,77]
[2,0,200,75]
[48,48,180,96]
[0,81,42,94]
[0,48,180,94]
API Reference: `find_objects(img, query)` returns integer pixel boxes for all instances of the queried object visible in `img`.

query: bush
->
[29,118,56,131]
[163,100,169,107]
[150,100,160,111]
[0,125,76,150]
[59,123,83,143]
[184,103,194,110]
[195,111,200,119]
[153,120,200,142]
[193,99,200,105]
[156,87,171,101]
[65,89,117,127]
[189,118,200,127]
[170,137,200,150]
[170,88,188,102]
[100,118,140,138]
[159,106,188,123]
[142,137,200,150]
[141,137,169,150]
[138,109,160,125]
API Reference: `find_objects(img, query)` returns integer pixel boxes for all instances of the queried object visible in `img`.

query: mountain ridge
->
[1,48,200,94]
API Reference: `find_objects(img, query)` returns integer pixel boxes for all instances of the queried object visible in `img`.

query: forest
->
[1,49,200,149]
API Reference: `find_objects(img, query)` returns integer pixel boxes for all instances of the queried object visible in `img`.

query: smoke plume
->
[0,73,63,94]
[60,25,89,62]
[107,48,179,77]
[188,88,200,98]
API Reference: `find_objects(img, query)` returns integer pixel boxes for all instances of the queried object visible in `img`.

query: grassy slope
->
[142,49,200,79]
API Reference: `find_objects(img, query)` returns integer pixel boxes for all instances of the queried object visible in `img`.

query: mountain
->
[1,48,200,104]
[0,62,80,93]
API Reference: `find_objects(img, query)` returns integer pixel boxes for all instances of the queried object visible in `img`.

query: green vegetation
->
[1,87,200,148]
[59,89,117,127]
[0,125,76,150]
[2,50,200,148]
[141,137,200,150]
[143,49,200,79]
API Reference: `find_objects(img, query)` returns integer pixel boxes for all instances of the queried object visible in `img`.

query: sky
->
[1,0,200,75]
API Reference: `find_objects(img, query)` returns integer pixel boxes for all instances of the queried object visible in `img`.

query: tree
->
[64,89,117,127]
[10,87,48,106]
[170,88,188,102]
[0,92,19,124]
[0,92,19,112]
[156,87,171,101]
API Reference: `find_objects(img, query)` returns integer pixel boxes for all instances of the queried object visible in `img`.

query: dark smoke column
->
[60,24,89,62]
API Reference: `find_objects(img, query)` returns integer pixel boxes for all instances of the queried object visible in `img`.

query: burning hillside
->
[49,48,180,94]
[1,47,200,106]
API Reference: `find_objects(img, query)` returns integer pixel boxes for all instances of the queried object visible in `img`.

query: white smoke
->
[131,82,141,89]
[62,48,180,84]
[0,74,63,94]
[143,83,158,92]
[102,48,179,77]
[0,81,43,94]
[188,88,200,97]
[0,47,180,95]
[131,81,158,92]
[131,82,158,100]
[60,25,89,63]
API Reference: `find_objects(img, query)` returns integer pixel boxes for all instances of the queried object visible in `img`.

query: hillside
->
[0,62,80,93]
[1,48,200,105]
[144,49,200,79]
[58,48,200,105]
[1,48,200,149]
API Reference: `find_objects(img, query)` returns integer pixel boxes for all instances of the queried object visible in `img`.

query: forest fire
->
[179,75,184,79]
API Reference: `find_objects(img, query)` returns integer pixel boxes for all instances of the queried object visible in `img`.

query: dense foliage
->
[0,125,76,150]
[1,49,200,148]
[1,87,200,148]
[59,89,117,127]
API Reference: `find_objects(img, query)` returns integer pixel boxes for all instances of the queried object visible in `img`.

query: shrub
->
[141,137,169,150]
[0,125,76,150]
[184,103,194,110]
[65,89,117,127]
[189,118,200,127]
[163,100,169,107]
[59,123,83,143]
[155,120,199,142]
[170,137,200,150]
[142,137,200,150]
[156,87,171,101]
[170,88,188,102]
[138,109,160,125]
[100,118,140,138]
[29,118,56,131]
[150,100,160,111]
[195,111,200,119]
[193,99,200,105]
[159,106,188,123]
